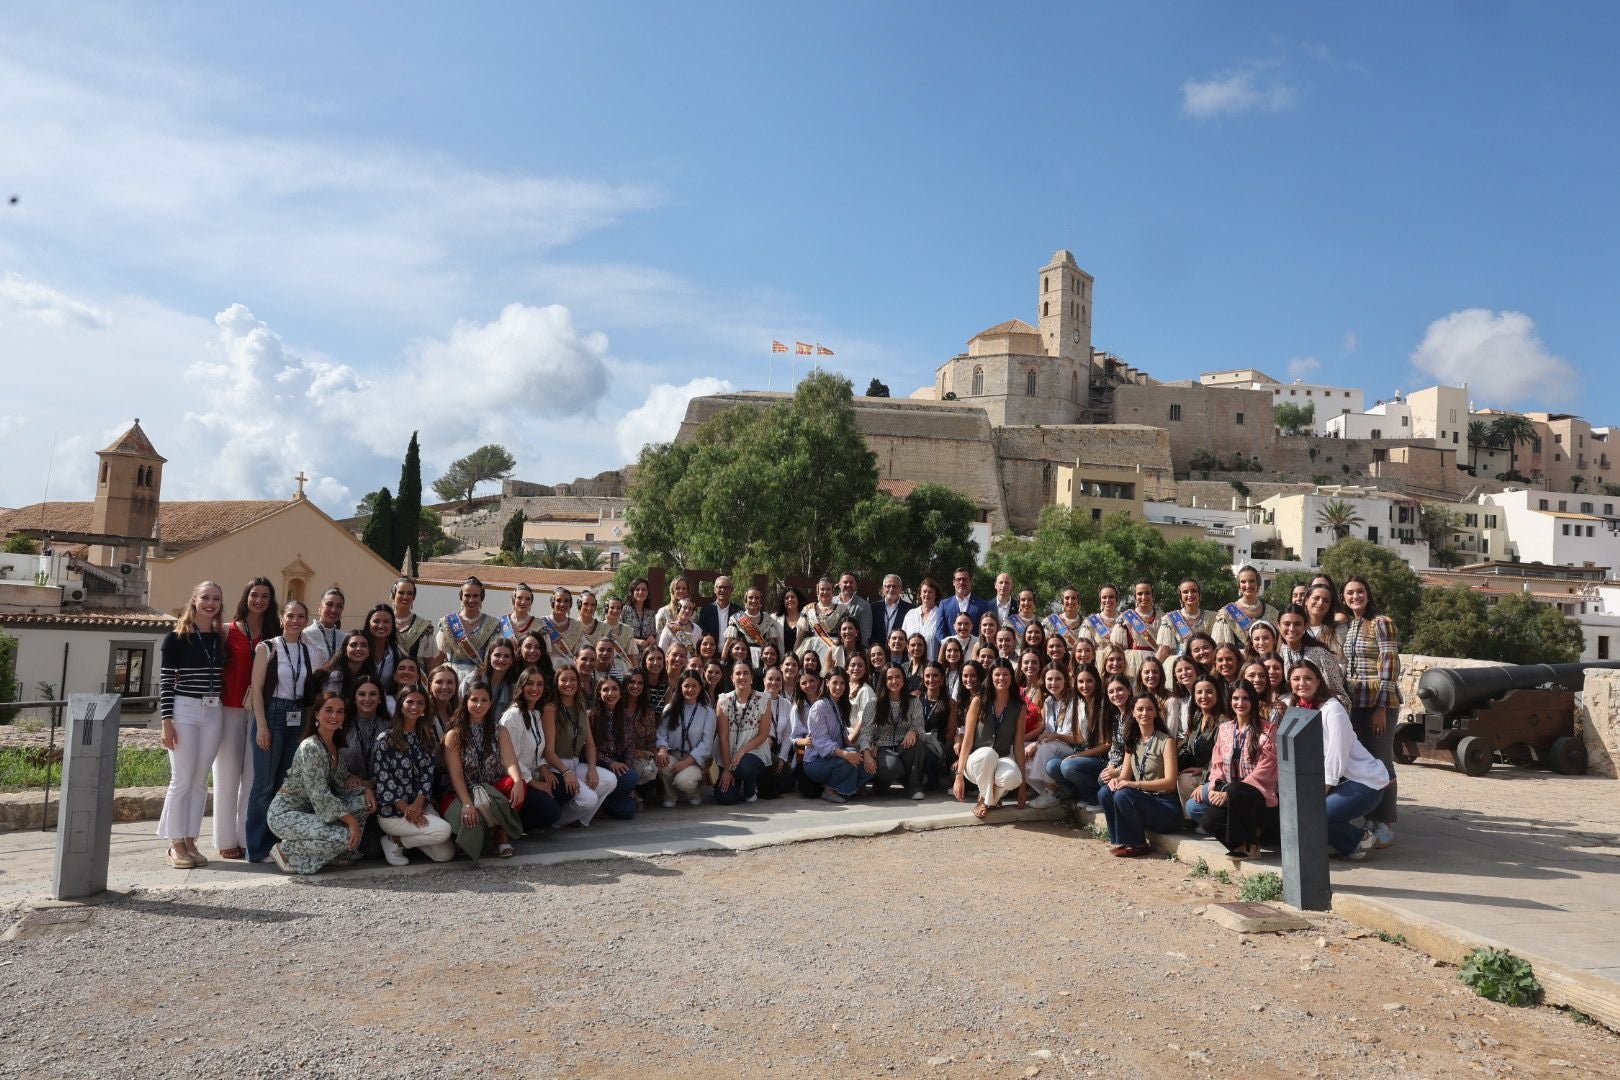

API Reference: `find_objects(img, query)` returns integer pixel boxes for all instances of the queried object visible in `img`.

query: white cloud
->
[1343,331,1359,354]
[1182,67,1298,118]
[1286,356,1321,381]
[0,273,110,329]
[1410,308,1575,406]
[615,377,734,462]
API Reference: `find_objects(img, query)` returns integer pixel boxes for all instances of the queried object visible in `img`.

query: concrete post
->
[1276,705,1332,911]
[52,693,123,901]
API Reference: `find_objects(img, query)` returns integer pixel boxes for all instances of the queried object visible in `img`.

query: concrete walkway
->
[4,765,1618,1027]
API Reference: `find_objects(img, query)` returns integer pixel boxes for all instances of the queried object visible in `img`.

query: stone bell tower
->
[89,420,164,566]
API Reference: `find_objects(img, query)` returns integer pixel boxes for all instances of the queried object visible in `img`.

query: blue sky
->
[2,3,1616,514]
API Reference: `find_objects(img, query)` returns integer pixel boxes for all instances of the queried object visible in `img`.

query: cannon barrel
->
[1417,661,1620,716]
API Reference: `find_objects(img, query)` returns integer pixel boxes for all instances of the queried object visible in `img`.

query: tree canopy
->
[1320,538,1423,633]
[500,508,526,558]
[1274,401,1315,435]
[432,444,517,504]
[621,370,973,584]
[865,378,891,398]
[395,432,423,565]
[1408,585,1583,665]
[981,509,1237,615]
[360,487,396,563]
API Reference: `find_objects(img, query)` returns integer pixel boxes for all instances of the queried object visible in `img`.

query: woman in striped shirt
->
[157,581,227,870]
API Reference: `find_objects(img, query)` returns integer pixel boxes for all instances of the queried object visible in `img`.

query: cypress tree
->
[395,432,423,566]
[362,487,397,564]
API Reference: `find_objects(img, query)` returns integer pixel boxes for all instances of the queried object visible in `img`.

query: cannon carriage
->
[1394,662,1620,777]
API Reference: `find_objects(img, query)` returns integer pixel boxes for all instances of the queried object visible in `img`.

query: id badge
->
[285,709,303,727]
[202,695,221,708]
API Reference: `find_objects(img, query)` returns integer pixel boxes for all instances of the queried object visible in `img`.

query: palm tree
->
[528,538,575,569]
[575,545,605,571]
[1489,414,1536,479]
[1467,419,1490,473]
[1316,499,1364,540]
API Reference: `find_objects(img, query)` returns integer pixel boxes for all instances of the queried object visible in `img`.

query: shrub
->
[1460,947,1541,1006]
[1239,871,1283,902]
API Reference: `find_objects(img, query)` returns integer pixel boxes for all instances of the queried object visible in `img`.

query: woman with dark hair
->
[828,616,865,671]
[715,662,772,805]
[1289,658,1389,859]
[371,685,455,865]
[759,667,798,799]
[442,680,525,860]
[864,662,928,800]
[1244,619,1280,664]
[798,667,874,804]
[1305,583,1346,662]
[916,661,952,790]
[437,576,499,679]
[319,630,375,700]
[655,669,715,806]
[1024,663,1081,809]
[245,599,316,864]
[1191,681,1277,859]
[953,658,1027,819]
[499,666,569,834]
[1048,664,1110,805]
[901,577,946,660]
[544,665,617,826]
[362,604,403,688]
[622,668,663,798]
[214,577,278,860]
[1213,565,1279,652]
[471,636,520,716]
[1175,674,1226,813]
[1212,644,1243,691]
[388,655,422,707]
[266,692,376,875]
[339,674,391,860]
[156,581,227,870]
[591,676,644,819]
[939,636,966,699]
[1240,660,1280,724]
[1098,693,1181,857]
[1277,604,1350,709]
[776,584,806,656]
[515,629,557,683]
[1342,574,1402,849]
[625,577,659,656]
[642,644,671,713]
[950,659,986,765]
[390,576,438,667]
[1095,673,1139,793]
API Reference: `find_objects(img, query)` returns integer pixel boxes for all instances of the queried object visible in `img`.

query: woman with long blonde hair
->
[157,581,228,869]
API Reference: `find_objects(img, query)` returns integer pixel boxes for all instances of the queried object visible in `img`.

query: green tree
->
[839,483,980,586]
[1316,499,1364,540]
[1489,414,1536,480]
[2,535,39,555]
[865,378,891,398]
[500,508,526,559]
[575,545,606,572]
[1602,482,1620,498]
[432,443,517,504]
[360,487,397,564]
[0,627,18,720]
[1274,401,1316,435]
[528,538,575,569]
[1321,538,1424,633]
[982,509,1236,614]
[395,432,423,566]
[1407,584,1494,659]
[1486,593,1584,664]
[419,508,456,560]
[1419,505,1461,555]
[1466,419,1495,473]
[622,369,880,581]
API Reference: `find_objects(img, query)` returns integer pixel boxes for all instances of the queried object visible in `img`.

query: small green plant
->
[1460,947,1541,1006]
[1239,871,1284,903]
[1089,819,1109,842]
[1567,1008,1594,1026]
[1164,850,1179,862]
[1188,857,1210,878]
[1212,869,1233,886]
[1376,931,1407,946]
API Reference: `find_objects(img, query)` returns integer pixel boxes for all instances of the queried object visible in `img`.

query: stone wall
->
[1396,653,1618,779]
[1175,479,1315,511]
[1113,383,1274,472]
[995,424,1176,531]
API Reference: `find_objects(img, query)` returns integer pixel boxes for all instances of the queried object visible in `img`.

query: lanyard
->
[680,705,697,753]
[279,638,308,692]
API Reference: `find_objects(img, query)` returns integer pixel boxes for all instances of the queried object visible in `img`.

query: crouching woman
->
[265,692,375,874]
[442,680,526,861]
[370,686,456,865]
[1097,693,1180,857]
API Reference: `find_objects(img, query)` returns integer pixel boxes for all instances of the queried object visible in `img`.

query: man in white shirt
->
[876,574,913,641]
[696,575,743,645]
[993,572,1016,627]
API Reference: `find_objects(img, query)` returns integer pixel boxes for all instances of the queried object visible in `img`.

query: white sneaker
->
[1371,821,1395,849]
[269,843,293,874]
[1347,830,1377,861]
[662,799,676,809]
[688,795,703,806]
[380,833,408,867]
[910,791,926,801]
[821,789,847,804]
[1027,792,1060,809]
[745,792,758,803]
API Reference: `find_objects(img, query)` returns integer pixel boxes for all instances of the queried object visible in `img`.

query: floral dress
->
[266,737,370,875]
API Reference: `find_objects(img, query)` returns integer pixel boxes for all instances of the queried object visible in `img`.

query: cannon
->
[1394,661,1620,777]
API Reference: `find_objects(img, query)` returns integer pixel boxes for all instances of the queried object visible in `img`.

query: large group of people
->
[154,563,1402,874]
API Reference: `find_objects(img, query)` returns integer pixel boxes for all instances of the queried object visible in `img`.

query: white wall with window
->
[0,618,170,715]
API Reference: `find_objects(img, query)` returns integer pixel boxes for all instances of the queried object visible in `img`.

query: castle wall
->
[1112,384,1275,472]
[994,425,1176,531]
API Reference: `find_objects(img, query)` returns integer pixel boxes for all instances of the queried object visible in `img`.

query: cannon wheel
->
[1454,735,1492,777]
[1549,736,1587,776]
[1394,740,1418,765]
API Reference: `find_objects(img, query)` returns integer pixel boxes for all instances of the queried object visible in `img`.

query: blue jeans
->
[597,764,640,819]
[246,697,302,861]
[715,754,768,805]
[1184,784,1212,821]
[1097,785,1182,847]
[518,778,568,831]
[803,755,873,797]
[1325,779,1384,855]
[1048,754,1105,804]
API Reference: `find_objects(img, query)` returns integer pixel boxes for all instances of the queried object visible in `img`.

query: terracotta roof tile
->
[0,607,175,630]
[99,422,166,460]
[0,499,289,554]
[971,318,1039,340]
[416,560,616,589]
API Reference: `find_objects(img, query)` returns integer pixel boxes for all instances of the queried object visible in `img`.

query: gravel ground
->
[2,823,1616,1079]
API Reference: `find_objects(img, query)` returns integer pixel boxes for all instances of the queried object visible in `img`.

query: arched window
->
[1043,275,1049,293]
[1072,371,1080,401]
[971,366,984,396]
[1042,301,1049,317]
[286,578,305,603]
[1026,368,1038,395]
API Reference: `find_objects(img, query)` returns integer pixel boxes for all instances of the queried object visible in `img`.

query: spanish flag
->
[771,341,788,353]
[795,342,813,355]
[816,344,834,356]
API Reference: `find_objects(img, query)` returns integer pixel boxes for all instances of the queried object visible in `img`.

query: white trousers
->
[1025,740,1070,795]
[378,811,456,862]
[211,705,254,850]
[658,763,705,801]
[555,757,617,827]
[965,747,1022,805]
[157,697,224,841]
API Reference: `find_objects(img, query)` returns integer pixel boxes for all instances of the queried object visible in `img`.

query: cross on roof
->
[294,471,309,499]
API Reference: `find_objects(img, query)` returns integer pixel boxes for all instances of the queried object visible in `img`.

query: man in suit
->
[836,571,873,647]
[696,575,743,646]
[875,574,914,642]
[938,566,990,635]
